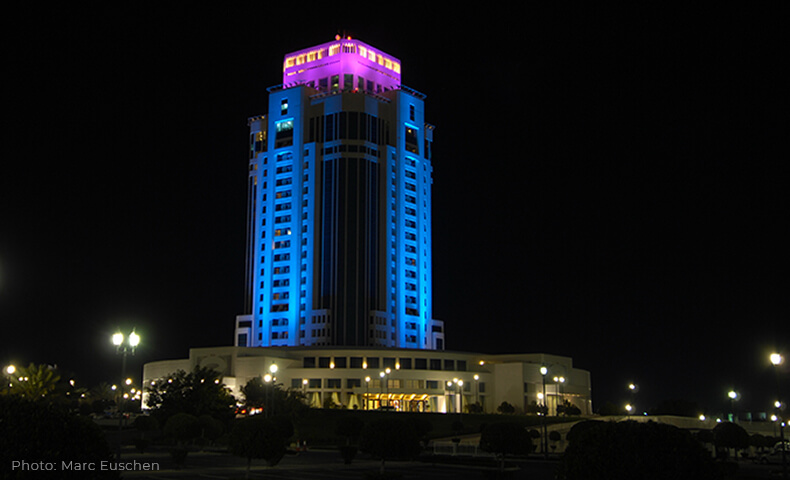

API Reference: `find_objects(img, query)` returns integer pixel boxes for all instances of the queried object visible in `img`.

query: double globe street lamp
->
[111,329,140,459]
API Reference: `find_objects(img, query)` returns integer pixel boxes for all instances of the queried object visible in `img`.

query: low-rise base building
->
[143,346,592,415]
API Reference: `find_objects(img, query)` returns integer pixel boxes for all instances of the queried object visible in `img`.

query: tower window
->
[405,127,419,154]
[281,98,288,115]
[275,120,294,148]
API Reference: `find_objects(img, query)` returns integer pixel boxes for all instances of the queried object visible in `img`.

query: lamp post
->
[628,382,638,415]
[474,374,480,409]
[365,376,371,410]
[540,366,549,458]
[379,370,390,408]
[770,353,787,480]
[728,390,738,423]
[112,329,140,459]
[456,379,464,414]
[554,376,566,412]
[264,373,273,417]
[3,365,15,391]
[264,363,278,418]
[385,367,392,409]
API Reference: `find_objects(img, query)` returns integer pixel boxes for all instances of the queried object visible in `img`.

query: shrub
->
[558,421,718,480]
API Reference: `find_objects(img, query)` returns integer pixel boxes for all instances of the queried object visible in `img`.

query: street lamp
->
[540,366,549,458]
[728,390,739,423]
[365,376,371,410]
[769,352,787,480]
[554,376,566,411]
[474,374,480,409]
[379,370,390,408]
[112,329,140,459]
[456,379,464,414]
[263,373,273,417]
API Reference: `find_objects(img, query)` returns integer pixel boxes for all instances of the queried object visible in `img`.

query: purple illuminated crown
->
[283,36,401,93]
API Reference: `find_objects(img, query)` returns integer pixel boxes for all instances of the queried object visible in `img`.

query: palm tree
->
[10,363,61,399]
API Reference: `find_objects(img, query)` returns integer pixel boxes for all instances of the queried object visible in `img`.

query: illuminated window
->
[275,120,293,148]
[281,99,288,115]
[405,127,419,154]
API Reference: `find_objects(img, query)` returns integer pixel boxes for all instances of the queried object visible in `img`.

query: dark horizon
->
[2,6,787,416]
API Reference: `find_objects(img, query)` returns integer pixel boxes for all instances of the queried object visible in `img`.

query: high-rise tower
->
[235,37,444,350]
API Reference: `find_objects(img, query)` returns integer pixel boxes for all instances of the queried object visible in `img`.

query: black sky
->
[2,5,787,414]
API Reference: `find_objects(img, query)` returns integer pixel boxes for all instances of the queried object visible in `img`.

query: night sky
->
[2,6,787,415]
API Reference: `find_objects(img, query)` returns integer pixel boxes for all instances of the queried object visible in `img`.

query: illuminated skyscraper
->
[235,36,444,350]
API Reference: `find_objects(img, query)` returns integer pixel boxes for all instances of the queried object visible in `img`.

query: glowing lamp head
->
[625,404,633,412]
[365,376,371,383]
[540,366,548,376]
[269,364,278,374]
[770,353,784,366]
[263,373,272,383]
[129,331,140,347]
[474,374,479,381]
[5,365,15,375]
[728,390,738,400]
[112,332,124,346]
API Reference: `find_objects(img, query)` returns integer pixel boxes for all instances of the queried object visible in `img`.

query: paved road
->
[94,447,787,479]
[117,448,558,479]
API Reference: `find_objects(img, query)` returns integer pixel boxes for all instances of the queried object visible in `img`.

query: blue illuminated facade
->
[235,37,444,350]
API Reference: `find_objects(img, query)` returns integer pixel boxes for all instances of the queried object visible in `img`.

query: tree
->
[360,418,422,475]
[0,395,118,479]
[240,377,309,419]
[229,415,294,476]
[558,421,718,480]
[713,421,749,460]
[750,433,772,453]
[466,401,484,413]
[145,366,236,424]
[5,363,61,399]
[479,422,532,471]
